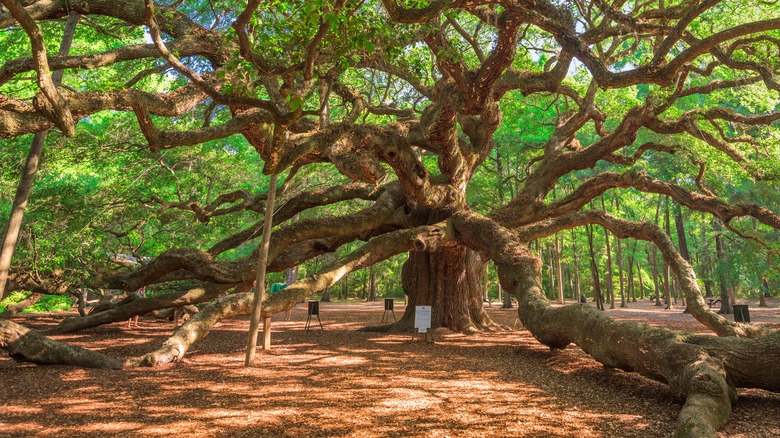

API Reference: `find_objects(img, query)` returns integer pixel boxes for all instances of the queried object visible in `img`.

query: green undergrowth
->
[0,291,73,313]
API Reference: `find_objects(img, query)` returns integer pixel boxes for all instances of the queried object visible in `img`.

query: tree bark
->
[393,244,496,333]
[368,265,377,301]
[637,258,646,300]
[501,282,512,308]
[0,318,122,369]
[246,173,278,365]
[452,212,780,438]
[700,218,714,298]
[586,224,604,310]
[616,235,626,307]
[663,197,674,309]
[713,219,732,314]
[570,228,581,302]
[627,254,635,303]
[554,233,564,304]
[650,244,662,306]
[603,226,615,309]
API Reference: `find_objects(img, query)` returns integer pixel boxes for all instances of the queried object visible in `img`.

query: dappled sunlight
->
[2,302,779,436]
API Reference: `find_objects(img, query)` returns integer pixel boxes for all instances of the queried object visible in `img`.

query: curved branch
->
[451,211,780,437]
[1,0,74,135]
[208,182,395,256]
[512,209,768,338]
[134,222,454,366]
[43,282,236,335]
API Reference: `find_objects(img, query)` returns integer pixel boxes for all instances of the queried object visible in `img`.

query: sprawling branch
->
[450,211,780,437]
[512,209,767,338]
[134,222,454,366]
[208,182,398,256]
[1,0,74,135]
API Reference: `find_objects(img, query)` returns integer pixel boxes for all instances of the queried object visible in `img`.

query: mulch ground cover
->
[2,298,779,437]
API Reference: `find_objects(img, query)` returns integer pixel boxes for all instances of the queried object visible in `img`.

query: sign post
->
[413,305,434,343]
[381,298,396,322]
[305,300,323,331]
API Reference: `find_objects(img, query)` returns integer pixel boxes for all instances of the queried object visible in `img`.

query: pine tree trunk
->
[340,273,348,300]
[650,244,662,306]
[713,220,732,314]
[674,204,691,311]
[603,226,615,309]
[570,228,581,302]
[637,258,646,300]
[700,218,714,298]
[368,265,377,302]
[617,236,626,307]
[554,233,564,304]
[663,197,674,310]
[586,225,604,310]
[501,282,511,308]
[628,255,636,303]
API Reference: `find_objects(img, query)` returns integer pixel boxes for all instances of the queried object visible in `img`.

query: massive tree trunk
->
[0,319,122,369]
[391,244,496,333]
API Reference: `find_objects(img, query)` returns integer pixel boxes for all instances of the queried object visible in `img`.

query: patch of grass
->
[26,295,73,313]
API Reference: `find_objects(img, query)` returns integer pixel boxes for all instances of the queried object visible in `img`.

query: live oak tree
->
[1,1,780,436]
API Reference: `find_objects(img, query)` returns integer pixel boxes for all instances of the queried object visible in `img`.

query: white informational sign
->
[414,306,432,333]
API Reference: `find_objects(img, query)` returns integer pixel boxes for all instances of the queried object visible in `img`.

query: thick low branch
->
[43,282,235,335]
[1,0,74,135]
[450,211,779,437]
[134,223,454,366]
[513,209,768,338]
[209,182,399,256]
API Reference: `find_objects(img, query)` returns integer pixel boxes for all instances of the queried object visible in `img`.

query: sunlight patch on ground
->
[0,405,42,414]
[315,354,368,366]
[375,388,441,412]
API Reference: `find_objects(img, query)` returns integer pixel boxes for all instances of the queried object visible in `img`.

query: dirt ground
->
[2,297,779,437]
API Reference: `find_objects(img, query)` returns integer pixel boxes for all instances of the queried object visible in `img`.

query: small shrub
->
[25,295,74,313]
[0,291,31,312]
